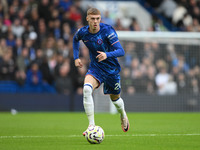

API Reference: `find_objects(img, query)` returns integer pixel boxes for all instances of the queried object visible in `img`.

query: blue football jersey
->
[73,23,124,75]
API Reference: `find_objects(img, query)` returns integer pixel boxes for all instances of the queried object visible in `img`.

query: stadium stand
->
[0,0,199,96]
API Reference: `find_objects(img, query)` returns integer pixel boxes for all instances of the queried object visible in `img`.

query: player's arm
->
[73,30,83,68]
[105,41,125,58]
[105,27,125,58]
[96,42,125,62]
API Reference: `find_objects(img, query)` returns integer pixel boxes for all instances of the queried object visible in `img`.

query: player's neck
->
[89,27,100,34]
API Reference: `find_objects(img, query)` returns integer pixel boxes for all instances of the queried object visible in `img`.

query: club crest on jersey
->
[97,39,103,45]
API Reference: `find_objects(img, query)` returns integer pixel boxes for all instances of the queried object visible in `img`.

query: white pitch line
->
[0,134,200,139]
[0,135,70,139]
[106,134,200,136]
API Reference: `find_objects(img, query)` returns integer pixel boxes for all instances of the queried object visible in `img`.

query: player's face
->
[87,15,101,32]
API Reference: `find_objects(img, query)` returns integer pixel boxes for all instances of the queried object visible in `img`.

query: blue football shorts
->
[85,68,121,95]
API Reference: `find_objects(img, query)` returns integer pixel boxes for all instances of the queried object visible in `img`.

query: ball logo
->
[97,39,103,45]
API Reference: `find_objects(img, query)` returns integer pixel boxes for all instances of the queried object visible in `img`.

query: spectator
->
[191,18,200,32]
[48,54,57,77]
[156,0,177,22]
[8,5,17,22]
[17,9,26,22]
[59,0,72,12]
[68,5,82,22]
[55,61,72,95]
[146,65,156,94]
[38,0,51,25]
[122,42,137,67]
[74,0,87,26]
[0,47,16,80]
[189,78,199,95]
[11,18,24,38]
[102,10,115,26]
[61,23,71,44]
[43,37,56,59]
[16,47,30,72]
[152,16,168,31]
[155,61,177,95]
[21,0,32,17]
[54,53,65,78]
[37,19,48,47]
[24,38,36,61]
[0,20,7,39]
[13,38,23,57]
[172,4,187,27]
[15,69,26,86]
[51,8,60,21]
[38,52,54,86]
[129,17,141,31]
[6,32,16,47]
[25,62,43,90]
[30,7,39,33]
[35,49,44,66]
[176,72,189,94]
[3,14,12,27]
[121,67,135,95]
[62,11,76,30]
[25,61,56,93]
[53,19,62,40]
[0,38,8,59]
[21,18,31,45]
[0,0,8,17]
[114,18,125,31]
[56,38,69,58]
[130,58,142,79]
[143,43,153,62]
[191,6,200,22]
[172,54,189,73]
[51,0,61,12]
[130,58,147,93]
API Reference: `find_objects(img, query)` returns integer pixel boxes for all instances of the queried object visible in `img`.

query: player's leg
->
[110,94,126,118]
[83,75,99,136]
[110,94,130,132]
[104,74,129,132]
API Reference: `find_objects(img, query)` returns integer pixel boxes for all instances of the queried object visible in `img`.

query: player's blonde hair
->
[87,8,101,16]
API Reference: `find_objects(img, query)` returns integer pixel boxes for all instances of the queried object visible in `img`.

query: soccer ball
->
[85,125,105,144]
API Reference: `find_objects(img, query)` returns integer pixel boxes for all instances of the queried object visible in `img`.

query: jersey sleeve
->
[106,27,125,58]
[106,41,125,58]
[73,29,81,60]
[107,27,119,45]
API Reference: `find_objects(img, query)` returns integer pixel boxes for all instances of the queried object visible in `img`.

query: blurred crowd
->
[0,0,199,95]
[146,0,200,31]
[119,41,200,95]
[0,0,87,94]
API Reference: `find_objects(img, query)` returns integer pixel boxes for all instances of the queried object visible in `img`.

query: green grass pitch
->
[0,112,200,150]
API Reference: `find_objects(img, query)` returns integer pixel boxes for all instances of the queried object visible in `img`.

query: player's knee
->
[83,84,93,97]
[110,94,120,101]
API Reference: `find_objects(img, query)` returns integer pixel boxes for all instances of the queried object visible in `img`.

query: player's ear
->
[86,16,89,21]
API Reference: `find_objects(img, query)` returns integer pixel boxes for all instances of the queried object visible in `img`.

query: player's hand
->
[75,58,83,68]
[96,51,107,62]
